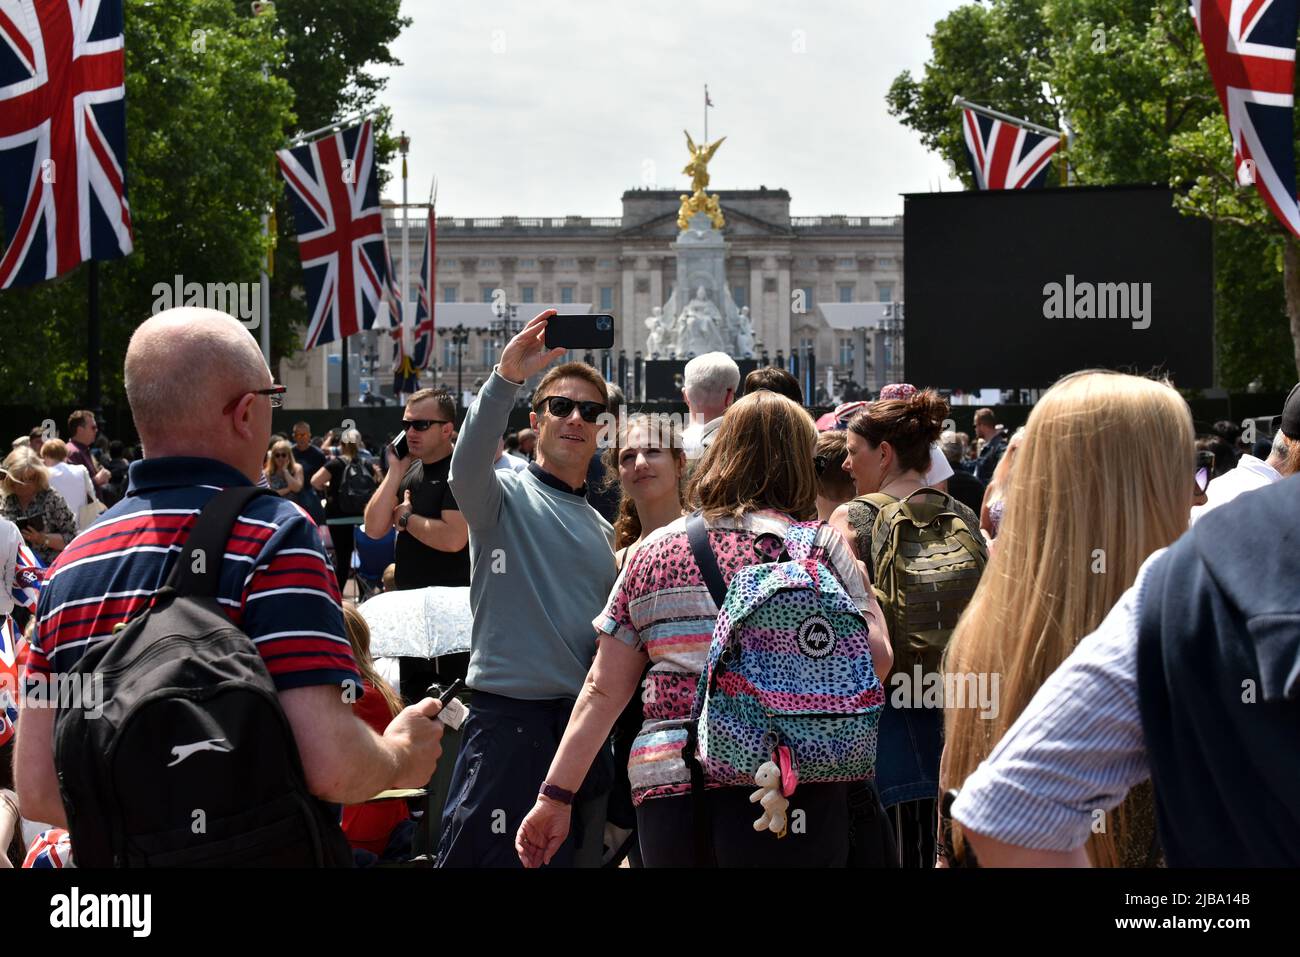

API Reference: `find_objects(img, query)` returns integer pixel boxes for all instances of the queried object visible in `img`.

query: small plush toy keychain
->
[750,744,798,837]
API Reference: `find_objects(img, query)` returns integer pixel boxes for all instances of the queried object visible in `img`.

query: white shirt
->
[1190,454,1281,524]
[47,462,92,524]
[923,443,954,486]
[0,517,20,618]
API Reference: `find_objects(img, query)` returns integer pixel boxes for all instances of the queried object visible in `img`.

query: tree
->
[888,0,1297,388]
[0,0,293,406]
[265,0,411,373]
[0,0,413,407]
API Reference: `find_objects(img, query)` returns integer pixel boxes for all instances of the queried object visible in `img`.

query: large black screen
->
[903,186,1214,389]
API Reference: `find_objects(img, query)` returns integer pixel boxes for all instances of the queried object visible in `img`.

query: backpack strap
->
[686,512,727,610]
[167,486,276,599]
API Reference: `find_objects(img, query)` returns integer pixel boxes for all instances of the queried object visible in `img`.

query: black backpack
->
[54,487,354,867]
[336,457,377,515]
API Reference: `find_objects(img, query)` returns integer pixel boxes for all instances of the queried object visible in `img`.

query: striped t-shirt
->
[28,457,357,692]
[594,510,875,805]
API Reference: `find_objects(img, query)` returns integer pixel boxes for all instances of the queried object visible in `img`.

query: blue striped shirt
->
[949,549,1164,851]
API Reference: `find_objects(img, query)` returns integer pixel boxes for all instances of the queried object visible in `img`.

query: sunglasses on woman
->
[534,395,607,423]
[1195,450,1215,494]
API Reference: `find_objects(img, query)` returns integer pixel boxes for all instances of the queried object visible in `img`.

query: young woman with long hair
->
[264,438,304,499]
[604,413,688,566]
[941,371,1195,867]
[516,391,891,867]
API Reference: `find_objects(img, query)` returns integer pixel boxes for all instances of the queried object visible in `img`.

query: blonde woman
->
[941,371,1195,868]
[0,448,76,564]
[978,427,1024,542]
[263,438,304,498]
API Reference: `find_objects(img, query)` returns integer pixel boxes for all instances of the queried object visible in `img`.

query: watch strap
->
[539,782,575,805]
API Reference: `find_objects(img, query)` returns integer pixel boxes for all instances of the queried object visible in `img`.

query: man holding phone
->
[437,309,618,868]
[363,388,469,593]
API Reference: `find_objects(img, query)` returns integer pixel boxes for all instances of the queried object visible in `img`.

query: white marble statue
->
[735,306,755,358]
[674,285,725,358]
[644,306,672,357]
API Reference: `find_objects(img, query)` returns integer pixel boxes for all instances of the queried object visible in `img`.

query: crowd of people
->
[0,304,1296,869]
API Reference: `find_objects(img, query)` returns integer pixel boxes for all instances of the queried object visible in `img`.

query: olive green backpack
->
[850,489,988,676]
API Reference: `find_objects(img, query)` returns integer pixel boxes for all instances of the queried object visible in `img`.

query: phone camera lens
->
[597,317,612,331]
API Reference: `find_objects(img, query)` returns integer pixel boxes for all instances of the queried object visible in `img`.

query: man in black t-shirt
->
[291,421,327,524]
[363,389,469,591]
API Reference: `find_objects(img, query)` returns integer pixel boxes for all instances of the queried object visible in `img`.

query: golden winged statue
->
[678,130,726,231]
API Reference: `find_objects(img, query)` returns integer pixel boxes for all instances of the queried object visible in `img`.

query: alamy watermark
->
[889,665,1000,719]
[152,275,260,329]
[1042,274,1151,330]
[2,670,104,719]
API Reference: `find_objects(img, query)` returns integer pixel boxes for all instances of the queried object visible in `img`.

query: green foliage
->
[887,0,1060,187]
[888,0,1299,386]
[0,0,411,406]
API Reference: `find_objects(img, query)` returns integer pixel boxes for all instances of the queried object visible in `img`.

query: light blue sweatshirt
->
[449,369,616,700]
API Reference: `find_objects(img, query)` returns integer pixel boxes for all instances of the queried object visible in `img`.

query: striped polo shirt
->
[28,457,357,692]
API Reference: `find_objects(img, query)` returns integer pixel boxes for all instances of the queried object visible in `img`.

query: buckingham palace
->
[280,187,906,407]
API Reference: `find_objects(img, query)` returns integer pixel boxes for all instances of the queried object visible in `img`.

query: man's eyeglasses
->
[1195,450,1215,494]
[403,418,452,432]
[222,385,286,415]
[534,396,607,424]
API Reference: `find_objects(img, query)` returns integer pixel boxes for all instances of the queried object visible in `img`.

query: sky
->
[373,0,971,218]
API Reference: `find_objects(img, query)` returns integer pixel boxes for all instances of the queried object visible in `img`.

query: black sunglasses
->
[403,418,451,432]
[534,395,607,424]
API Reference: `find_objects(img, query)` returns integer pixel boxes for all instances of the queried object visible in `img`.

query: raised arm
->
[450,310,564,530]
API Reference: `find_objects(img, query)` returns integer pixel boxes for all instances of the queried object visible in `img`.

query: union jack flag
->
[960,107,1061,190]
[1,615,25,747]
[411,209,435,370]
[1191,0,1300,236]
[12,538,43,612]
[276,119,388,348]
[0,0,134,288]
[377,233,405,367]
[23,828,74,868]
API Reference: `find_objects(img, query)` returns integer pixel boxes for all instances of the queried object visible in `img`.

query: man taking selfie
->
[436,310,617,868]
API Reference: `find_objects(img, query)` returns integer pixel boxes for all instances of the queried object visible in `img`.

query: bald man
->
[16,308,444,840]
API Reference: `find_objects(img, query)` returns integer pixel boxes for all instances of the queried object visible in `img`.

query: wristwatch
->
[539,782,575,806]
[398,511,411,530]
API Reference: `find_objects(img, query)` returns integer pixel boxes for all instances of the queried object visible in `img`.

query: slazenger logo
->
[797,616,836,659]
[167,737,232,767]
[50,887,151,938]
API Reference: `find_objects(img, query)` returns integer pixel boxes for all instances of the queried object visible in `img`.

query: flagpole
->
[287,108,382,148]
[399,132,411,396]
[951,95,1060,138]
[87,261,100,412]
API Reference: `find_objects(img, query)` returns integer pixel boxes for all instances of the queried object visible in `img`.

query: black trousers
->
[435,691,612,868]
[635,782,851,868]
[330,523,354,592]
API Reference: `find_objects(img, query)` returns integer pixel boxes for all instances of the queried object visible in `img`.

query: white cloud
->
[373,0,969,216]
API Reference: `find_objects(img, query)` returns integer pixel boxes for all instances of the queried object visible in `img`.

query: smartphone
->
[544,314,615,350]
[390,430,410,461]
[427,678,468,731]
[428,678,466,705]
[15,515,44,533]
